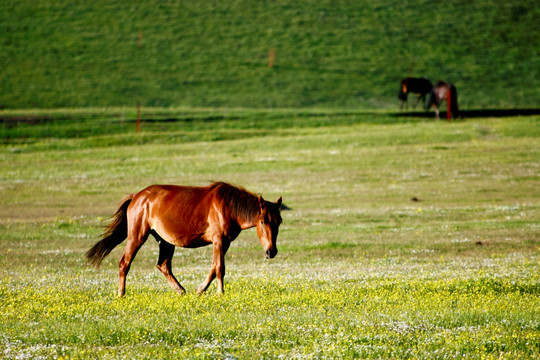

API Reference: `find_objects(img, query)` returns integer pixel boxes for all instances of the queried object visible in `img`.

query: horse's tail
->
[86,194,133,268]
[450,84,459,117]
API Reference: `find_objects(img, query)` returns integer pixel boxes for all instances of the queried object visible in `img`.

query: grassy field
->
[1,0,539,109]
[1,109,539,358]
[2,1,539,358]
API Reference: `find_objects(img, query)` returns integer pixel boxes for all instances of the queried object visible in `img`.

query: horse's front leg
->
[430,103,440,120]
[197,239,230,295]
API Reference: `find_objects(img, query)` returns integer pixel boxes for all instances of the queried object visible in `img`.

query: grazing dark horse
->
[398,77,433,110]
[428,81,460,120]
[86,182,282,296]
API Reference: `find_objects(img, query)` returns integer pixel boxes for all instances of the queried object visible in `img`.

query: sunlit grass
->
[2,260,539,359]
[0,110,539,358]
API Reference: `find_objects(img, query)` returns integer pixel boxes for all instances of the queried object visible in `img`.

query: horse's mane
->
[210,182,260,222]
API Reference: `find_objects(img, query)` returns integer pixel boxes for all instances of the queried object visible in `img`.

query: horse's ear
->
[258,195,264,209]
[276,197,282,207]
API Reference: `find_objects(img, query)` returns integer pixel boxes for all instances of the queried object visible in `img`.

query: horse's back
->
[409,77,432,93]
[135,184,210,202]
[401,77,431,90]
[130,184,216,247]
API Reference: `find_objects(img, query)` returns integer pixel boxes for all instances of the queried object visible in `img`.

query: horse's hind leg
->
[413,94,424,109]
[155,236,186,295]
[118,218,150,297]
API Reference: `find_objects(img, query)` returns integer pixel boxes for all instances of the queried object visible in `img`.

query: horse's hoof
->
[177,289,186,296]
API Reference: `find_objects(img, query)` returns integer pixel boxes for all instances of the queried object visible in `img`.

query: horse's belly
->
[181,236,212,248]
[163,232,210,248]
[152,221,210,248]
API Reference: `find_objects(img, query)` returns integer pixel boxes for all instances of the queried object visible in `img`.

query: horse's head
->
[398,89,407,101]
[398,81,408,101]
[256,196,282,259]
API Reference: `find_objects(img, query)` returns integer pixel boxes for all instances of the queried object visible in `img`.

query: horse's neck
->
[216,186,260,230]
[236,213,258,230]
[231,203,259,230]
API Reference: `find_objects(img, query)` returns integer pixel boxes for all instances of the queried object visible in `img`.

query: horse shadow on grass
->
[394,108,540,120]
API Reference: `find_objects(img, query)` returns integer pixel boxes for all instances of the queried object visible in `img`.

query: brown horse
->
[86,182,282,296]
[428,81,460,120]
[398,77,433,110]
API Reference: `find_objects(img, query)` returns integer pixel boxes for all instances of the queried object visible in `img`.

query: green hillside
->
[1,0,538,109]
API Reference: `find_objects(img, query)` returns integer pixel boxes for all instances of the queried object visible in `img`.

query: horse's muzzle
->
[265,248,278,259]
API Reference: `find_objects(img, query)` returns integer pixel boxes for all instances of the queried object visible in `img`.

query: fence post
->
[268,48,275,68]
[136,102,141,133]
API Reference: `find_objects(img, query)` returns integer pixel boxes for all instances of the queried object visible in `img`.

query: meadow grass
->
[0,109,539,359]
[1,0,539,109]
